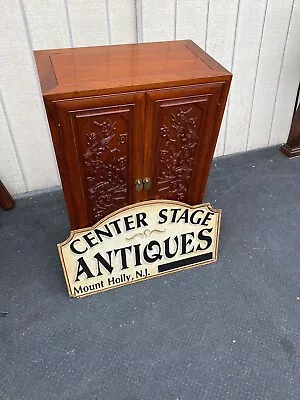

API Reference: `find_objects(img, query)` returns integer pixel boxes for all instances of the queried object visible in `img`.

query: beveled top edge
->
[34,40,232,99]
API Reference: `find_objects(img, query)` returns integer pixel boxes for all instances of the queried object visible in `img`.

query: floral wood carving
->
[155,107,200,201]
[83,119,128,220]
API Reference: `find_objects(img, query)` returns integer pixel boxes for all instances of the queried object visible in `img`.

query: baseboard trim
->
[14,185,62,200]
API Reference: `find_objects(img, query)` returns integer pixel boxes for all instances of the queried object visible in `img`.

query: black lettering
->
[143,241,162,263]
[190,209,204,224]
[136,212,148,228]
[181,232,195,255]
[82,232,99,248]
[87,283,101,291]
[114,246,132,270]
[94,224,113,242]
[136,270,143,278]
[70,239,88,255]
[164,236,179,258]
[176,209,189,223]
[74,283,102,295]
[197,228,213,250]
[94,251,114,275]
[158,209,168,224]
[107,276,115,285]
[93,282,102,290]
[124,215,135,231]
[75,257,95,282]
[202,212,214,227]
[108,219,122,234]
[170,208,181,223]
[133,244,142,266]
[74,286,83,295]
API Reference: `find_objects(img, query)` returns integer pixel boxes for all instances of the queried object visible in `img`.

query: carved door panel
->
[144,83,223,204]
[55,93,144,229]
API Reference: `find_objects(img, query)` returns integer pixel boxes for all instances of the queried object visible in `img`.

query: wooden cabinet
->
[35,40,231,230]
[54,93,144,228]
[144,83,223,204]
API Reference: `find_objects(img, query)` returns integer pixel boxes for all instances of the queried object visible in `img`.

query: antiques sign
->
[58,200,221,298]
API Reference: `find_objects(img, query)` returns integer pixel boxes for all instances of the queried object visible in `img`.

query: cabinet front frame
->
[45,79,231,230]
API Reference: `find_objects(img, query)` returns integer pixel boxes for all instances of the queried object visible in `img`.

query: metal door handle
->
[135,179,143,192]
[143,177,152,191]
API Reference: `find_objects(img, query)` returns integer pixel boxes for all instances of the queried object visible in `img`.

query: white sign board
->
[58,200,221,298]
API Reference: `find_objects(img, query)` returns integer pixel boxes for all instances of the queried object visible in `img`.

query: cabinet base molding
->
[281,101,300,159]
[280,144,300,158]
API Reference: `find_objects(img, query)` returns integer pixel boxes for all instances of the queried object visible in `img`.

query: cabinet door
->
[54,93,144,229]
[144,83,223,204]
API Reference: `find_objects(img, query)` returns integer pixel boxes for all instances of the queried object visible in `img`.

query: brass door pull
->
[135,179,143,192]
[143,177,152,191]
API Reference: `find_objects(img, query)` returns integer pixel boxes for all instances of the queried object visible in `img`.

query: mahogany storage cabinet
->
[35,40,232,230]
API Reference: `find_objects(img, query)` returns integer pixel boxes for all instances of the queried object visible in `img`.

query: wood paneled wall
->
[1,0,300,195]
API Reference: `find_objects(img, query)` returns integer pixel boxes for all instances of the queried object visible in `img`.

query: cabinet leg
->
[280,102,300,158]
[0,180,15,210]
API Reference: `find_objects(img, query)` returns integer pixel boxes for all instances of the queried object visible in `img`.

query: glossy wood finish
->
[0,180,15,210]
[54,93,144,228]
[144,83,223,204]
[281,102,300,158]
[35,40,232,230]
[35,40,231,100]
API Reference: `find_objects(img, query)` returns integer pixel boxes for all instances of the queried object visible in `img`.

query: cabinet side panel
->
[45,99,74,229]
[197,80,231,201]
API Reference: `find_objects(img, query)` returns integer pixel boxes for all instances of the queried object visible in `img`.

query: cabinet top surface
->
[34,40,231,99]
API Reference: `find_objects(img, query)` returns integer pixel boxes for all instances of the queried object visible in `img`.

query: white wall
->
[1,0,300,195]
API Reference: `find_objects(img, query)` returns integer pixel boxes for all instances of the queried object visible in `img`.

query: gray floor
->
[1,146,300,400]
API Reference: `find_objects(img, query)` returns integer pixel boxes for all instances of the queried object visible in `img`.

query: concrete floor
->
[1,146,300,400]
